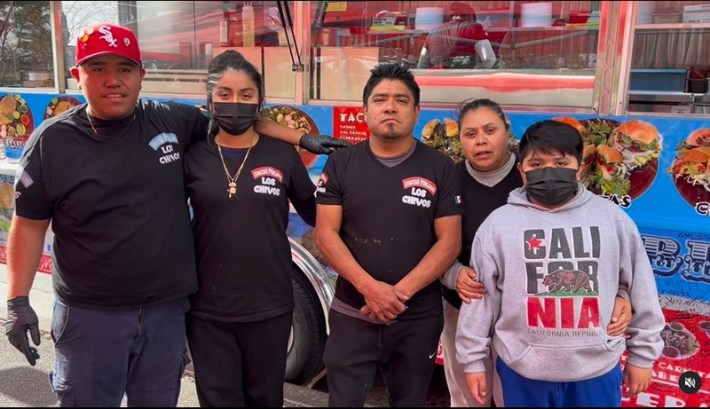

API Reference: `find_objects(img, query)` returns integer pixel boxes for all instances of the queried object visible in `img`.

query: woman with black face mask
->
[183,50,318,407]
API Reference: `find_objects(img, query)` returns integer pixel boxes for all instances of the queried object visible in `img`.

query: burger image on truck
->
[669,129,710,210]
[607,119,662,199]
[421,117,465,163]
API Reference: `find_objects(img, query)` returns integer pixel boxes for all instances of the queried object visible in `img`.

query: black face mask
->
[525,167,579,206]
[211,102,259,136]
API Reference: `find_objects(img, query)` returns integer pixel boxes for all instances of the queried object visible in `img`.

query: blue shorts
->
[49,297,190,407]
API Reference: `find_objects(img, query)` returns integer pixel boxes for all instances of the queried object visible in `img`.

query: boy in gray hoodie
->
[456,120,665,407]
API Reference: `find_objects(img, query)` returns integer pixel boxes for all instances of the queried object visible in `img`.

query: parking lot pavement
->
[0,266,330,407]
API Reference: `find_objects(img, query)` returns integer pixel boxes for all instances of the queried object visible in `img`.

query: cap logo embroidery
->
[98,25,118,48]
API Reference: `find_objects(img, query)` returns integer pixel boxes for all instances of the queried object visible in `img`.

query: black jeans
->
[323,310,444,407]
[186,311,292,407]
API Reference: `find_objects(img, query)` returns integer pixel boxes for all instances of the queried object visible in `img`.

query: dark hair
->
[205,50,263,138]
[362,63,420,106]
[457,98,509,132]
[518,120,583,164]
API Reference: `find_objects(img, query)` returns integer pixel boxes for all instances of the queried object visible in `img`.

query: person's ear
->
[70,66,80,82]
[517,162,527,184]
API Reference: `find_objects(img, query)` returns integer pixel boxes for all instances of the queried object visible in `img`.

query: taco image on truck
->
[669,129,710,209]
[588,144,630,197]
[552,116,586,137]
[553,117,619,196]
[579,143,597,180]
[684,128,710,147]
[552,117,594,180]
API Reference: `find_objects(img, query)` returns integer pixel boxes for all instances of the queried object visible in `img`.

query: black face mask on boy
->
[525,167,579,206]
[211,102,259,136]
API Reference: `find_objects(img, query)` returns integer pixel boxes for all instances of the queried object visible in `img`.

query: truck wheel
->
[285,266,327,385]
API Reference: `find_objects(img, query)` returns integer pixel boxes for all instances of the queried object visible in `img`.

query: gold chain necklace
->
[216,135,257,198]
[87,111,99,134]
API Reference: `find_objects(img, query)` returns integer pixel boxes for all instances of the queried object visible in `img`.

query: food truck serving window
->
[626,1,710,116]
[310,1,604,108]
[60,0,297,99]
[0,2,53,89]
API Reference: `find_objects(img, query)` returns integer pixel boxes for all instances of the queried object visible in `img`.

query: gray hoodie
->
[456,183,665,382]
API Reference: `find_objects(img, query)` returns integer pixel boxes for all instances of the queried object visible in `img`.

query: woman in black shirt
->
[184,50,317,407]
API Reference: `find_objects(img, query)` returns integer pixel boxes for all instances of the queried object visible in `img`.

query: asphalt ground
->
[0,266,332,407]
[0,266,450,407]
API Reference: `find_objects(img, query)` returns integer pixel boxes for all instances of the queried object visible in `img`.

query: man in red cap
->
[4,22,347,407]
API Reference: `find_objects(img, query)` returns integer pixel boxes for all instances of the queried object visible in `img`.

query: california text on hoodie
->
[456,183,665,382]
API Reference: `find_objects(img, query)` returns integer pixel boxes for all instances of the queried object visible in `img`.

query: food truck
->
[1,1,708,405]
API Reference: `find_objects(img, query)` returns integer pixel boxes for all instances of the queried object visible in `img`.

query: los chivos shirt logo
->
[251,166,283,196]
[401,176,437,208]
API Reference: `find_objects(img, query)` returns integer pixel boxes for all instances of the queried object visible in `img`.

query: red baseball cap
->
[450,2,475,17]
[75,23,142,67]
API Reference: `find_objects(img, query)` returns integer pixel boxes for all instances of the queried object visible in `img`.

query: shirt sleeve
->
[14,130,51,220]
[618,217,665,368]
[460,22,489,41]
[165,102,209,147]
[441,260,465,290]
[456,223,500,374]
[417,43,432,69]
[314,154,342,206]
[434,159,463,219]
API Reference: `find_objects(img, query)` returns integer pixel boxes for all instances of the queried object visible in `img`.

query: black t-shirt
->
[442,160,523,309]
[316,140,463,320]
[15,100,209,309]
[184,136,316,322]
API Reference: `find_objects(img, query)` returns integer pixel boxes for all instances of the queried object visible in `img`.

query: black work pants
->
[323,310,444,407]
[186,312,292,407]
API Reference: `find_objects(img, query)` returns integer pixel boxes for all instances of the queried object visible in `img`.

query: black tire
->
[285,265,327,385]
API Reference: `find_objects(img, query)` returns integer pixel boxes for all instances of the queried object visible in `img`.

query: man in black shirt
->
[315,63,463,406]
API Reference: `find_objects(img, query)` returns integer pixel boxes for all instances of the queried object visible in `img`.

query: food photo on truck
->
[1,0,709,405]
